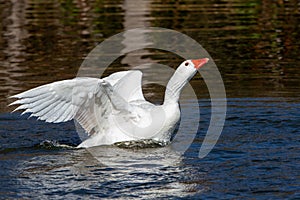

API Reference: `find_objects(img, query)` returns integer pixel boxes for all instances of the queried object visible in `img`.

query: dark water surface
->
[0,0,299,199]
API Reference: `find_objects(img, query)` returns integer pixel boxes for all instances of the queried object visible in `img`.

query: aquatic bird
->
[10,58,209,148]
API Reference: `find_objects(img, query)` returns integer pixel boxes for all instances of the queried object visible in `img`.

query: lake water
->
[0,0,299,199]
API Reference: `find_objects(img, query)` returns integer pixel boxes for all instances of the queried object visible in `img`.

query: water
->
[1,0,299,199]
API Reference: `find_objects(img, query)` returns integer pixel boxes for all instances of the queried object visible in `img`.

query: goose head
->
[174,58,209,80]
[164,58,209,104]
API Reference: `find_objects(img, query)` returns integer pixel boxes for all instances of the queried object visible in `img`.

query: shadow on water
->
[0,0,299,199]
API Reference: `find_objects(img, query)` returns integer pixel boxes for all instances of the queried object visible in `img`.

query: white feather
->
[10,71,145,138]
[9,61,201,148]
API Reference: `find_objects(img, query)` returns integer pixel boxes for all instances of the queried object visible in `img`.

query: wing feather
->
[10,78,110,135]
[10,71,144,136]
[27,95,57,113]
[46,100,68,123]
[104,70,145,102]
[55,103,71,122]
[32,100,61,119]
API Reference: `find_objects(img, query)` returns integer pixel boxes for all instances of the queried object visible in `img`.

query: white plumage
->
[10,59,209,148]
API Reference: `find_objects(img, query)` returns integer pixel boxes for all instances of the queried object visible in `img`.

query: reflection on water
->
[0,0,299,199]
[10,147,201,199]
[0,97,299,198]
[0,0,299,112]
[89,145,182,168]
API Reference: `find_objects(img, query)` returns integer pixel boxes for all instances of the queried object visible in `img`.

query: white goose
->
[10,58,209,148]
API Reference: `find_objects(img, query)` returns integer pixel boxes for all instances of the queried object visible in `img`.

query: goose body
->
[10,58,209,148]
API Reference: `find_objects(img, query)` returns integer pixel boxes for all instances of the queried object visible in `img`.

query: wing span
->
[10,78,113,136]
[10,70,145,136]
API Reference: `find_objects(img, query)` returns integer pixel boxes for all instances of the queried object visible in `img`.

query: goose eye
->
[185,62,189,66]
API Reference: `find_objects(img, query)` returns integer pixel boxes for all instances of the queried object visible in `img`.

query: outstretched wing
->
[104,70,145,102]
[10,70,145,136]
[10,78,115,136]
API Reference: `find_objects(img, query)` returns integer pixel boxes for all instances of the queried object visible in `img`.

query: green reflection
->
[1,0,300,112]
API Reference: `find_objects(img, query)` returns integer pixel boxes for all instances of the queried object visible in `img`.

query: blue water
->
[1,0,300,198]
[1,97,299,199]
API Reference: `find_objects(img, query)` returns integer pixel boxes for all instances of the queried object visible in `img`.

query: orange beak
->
[192,58,209,69]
